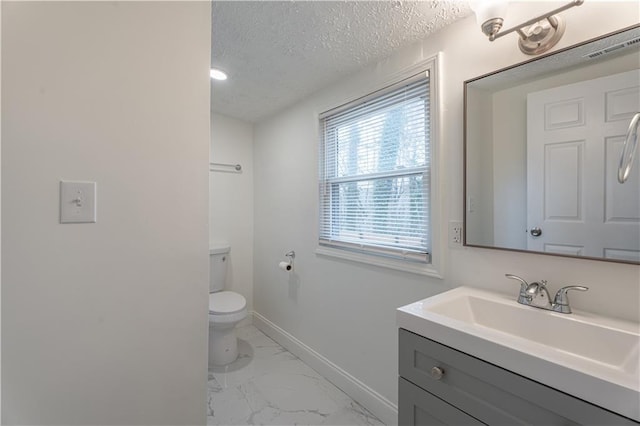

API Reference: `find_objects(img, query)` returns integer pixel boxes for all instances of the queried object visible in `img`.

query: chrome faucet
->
[505,274,588,314]
[525,279,552,308]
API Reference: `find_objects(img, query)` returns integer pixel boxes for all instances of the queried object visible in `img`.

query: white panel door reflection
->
[527,69,640,261]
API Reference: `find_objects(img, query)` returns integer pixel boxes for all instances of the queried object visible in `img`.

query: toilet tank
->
[209,242,230,293]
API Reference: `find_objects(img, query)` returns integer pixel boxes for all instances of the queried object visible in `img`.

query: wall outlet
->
[449,221,463,247]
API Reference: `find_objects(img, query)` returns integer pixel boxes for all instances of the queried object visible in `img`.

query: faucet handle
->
[553,285,589,313]
[505,274,530,303]
[505,274,528,289]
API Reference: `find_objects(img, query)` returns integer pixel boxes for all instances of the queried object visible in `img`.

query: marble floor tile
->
[207,324,385,426]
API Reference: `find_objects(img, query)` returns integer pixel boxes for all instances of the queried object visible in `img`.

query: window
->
[319,69,432,265]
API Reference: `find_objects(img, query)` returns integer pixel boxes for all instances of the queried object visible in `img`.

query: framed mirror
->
[464,25,640,264]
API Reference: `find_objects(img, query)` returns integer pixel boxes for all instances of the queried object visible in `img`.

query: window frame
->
[315,54,443,278]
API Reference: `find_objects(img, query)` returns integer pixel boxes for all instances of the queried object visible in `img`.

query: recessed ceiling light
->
[210,68,228,81]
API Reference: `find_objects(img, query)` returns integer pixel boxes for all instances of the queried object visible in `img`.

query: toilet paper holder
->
[279,250,295,271]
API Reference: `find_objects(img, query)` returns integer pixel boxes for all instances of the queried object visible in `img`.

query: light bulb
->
[210,68,228,81]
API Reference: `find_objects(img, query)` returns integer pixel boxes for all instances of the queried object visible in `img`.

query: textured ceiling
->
[211,1,472,122]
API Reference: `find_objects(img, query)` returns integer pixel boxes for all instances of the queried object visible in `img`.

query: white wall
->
[253,1,640,421]
[2,2,211,424]
[465,86,494,246]
[210,113,254,312]
[0,3,3,419]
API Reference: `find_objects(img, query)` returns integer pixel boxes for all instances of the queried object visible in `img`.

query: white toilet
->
[208,243,247,366]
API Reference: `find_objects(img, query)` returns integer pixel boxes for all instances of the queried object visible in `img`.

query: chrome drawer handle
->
[430,366,444,380]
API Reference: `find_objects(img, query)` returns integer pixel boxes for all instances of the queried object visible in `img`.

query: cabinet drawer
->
[399,328,637,426]
[399,377,484,426]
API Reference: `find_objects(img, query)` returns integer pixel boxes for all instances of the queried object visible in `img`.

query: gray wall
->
[2,2,211,424]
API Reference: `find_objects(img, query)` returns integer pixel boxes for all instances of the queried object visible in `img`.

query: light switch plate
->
[60,181,97,223]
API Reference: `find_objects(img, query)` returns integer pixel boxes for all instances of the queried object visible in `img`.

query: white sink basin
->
[397,286,640,421]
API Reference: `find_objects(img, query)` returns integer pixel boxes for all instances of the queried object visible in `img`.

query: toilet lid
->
[209,291,246,314]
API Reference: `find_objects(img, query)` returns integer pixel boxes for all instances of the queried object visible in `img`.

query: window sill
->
[315,245,443,279]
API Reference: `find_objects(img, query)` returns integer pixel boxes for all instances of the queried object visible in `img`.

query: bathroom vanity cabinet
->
[398,328,638,425]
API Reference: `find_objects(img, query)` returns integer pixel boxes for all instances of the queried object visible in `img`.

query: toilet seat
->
[209,291,246,315]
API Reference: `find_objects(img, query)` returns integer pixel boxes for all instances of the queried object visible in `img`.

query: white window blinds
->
[319,71,431,263]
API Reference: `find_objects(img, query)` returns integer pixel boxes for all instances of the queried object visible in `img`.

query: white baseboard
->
[252,311,398,426]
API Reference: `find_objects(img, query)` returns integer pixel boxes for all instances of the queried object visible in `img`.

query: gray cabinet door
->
[399,328,638,426]
[399,377,484,426]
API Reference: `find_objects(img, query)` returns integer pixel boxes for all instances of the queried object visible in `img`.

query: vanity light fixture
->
[470,0,584,55]
[210,68,228,81]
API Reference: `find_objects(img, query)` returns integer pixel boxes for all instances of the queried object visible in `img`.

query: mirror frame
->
[463,24,640,264]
